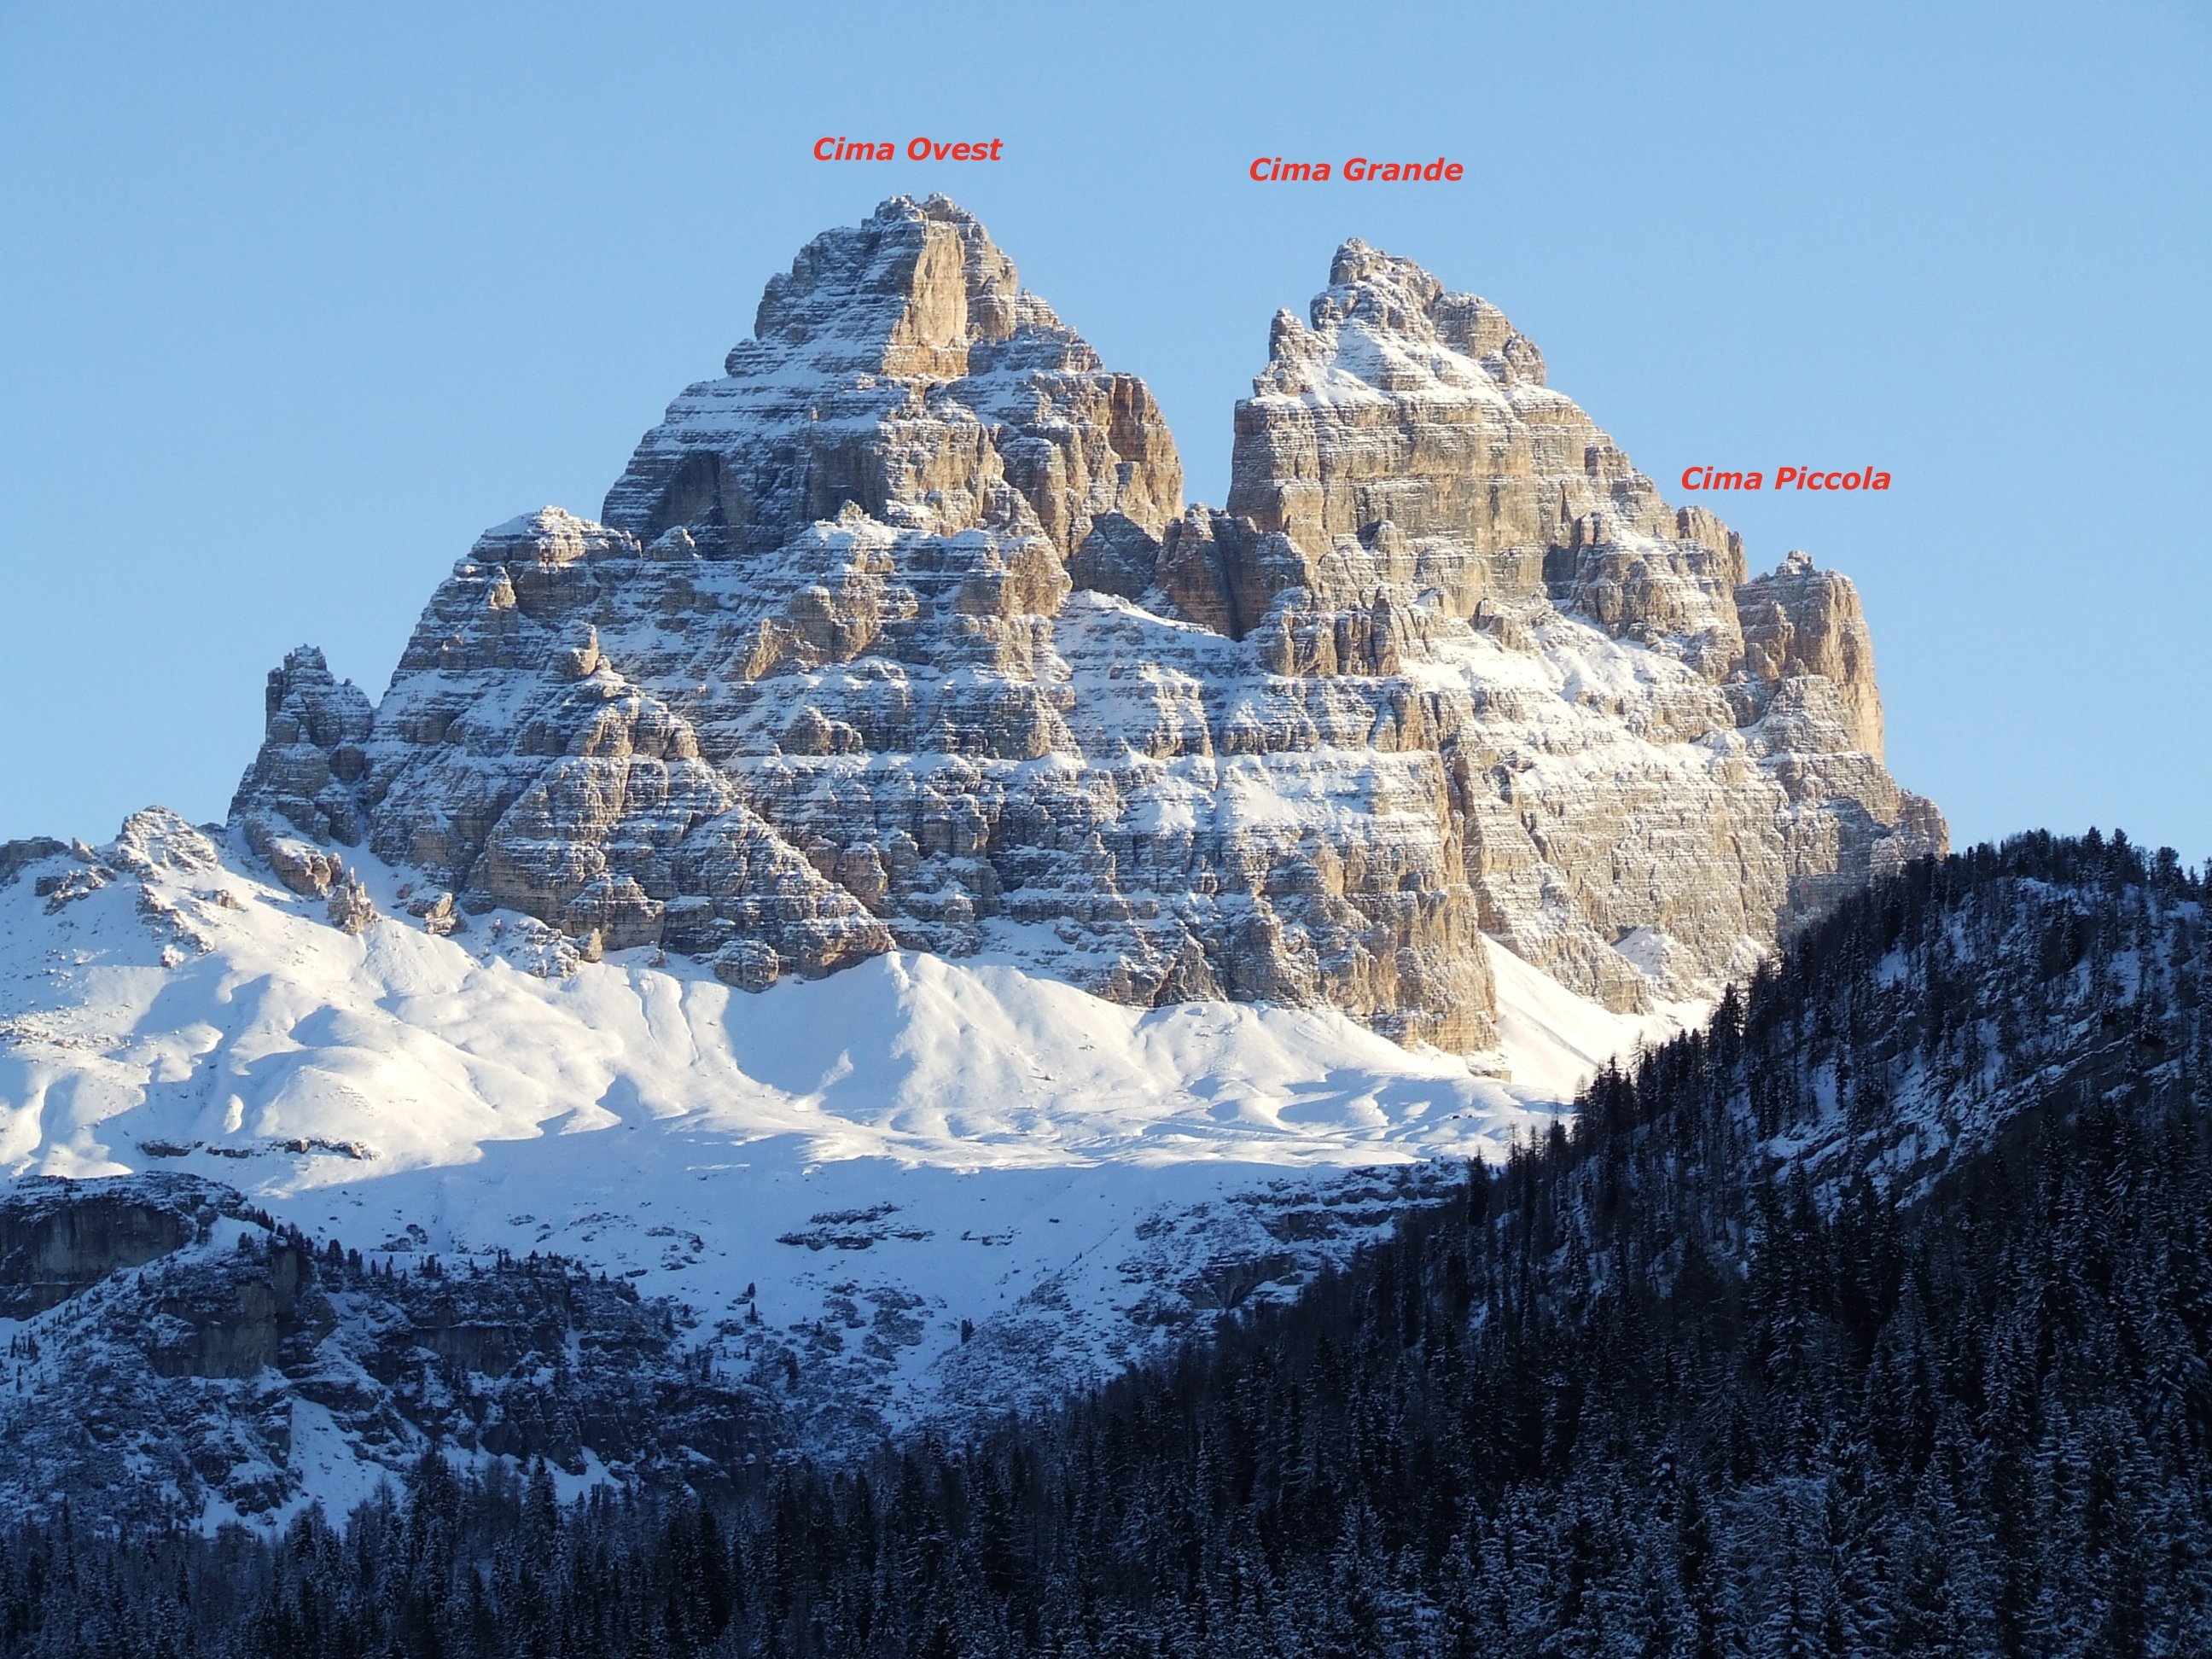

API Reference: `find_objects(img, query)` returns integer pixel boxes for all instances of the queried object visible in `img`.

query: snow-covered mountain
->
[0,194,1947,1527]
[230,195,1941,1049]
[0,807,1669,1525]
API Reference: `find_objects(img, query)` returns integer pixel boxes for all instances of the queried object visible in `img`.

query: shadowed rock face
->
[0,1178,780,1529]
[0,1177,208,1316]
[0,1176,308,1371]
[0,840,68,891]
[231,198,1943,1050]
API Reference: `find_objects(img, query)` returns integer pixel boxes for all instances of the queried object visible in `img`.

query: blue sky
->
[3,2,2207,857]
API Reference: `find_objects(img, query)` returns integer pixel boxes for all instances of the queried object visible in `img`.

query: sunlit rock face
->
[232,197,1942,1051]
[600,195,1185,561]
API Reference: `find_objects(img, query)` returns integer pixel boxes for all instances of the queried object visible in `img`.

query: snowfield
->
[0,811,1697,1498]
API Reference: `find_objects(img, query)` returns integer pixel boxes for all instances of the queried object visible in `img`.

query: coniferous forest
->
[3,830,2208,1656]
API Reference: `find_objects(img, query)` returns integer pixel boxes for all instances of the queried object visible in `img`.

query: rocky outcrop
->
[231,197,1942,1047]
[233,646,375,855]
[0,1178,780,1528]
[0,1175,212,1316]
[146,1230,311,1381]
[324,869,377,934]
[0,839,67,890]
[1736,549,1884,755]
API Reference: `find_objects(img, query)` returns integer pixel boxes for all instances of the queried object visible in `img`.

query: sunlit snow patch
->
[0,818,1695,1473]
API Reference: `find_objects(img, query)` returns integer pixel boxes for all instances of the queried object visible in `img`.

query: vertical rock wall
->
[231,198,1943,1051]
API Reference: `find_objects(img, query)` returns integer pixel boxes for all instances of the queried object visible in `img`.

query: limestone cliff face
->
[232,197,1943,1052]
[601,196,1182,561]
[0,1179,204,1318]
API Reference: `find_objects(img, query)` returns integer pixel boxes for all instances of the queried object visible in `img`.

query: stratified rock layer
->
[233,196,1943,1051]
[601,198,1182,560]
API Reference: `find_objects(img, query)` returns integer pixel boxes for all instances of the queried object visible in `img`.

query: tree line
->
[3,829,2207,1656]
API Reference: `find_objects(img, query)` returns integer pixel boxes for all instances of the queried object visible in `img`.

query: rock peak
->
[748,194,1046,376]
[601,196,1180,558]
[1318,238,1447,330]
[1257,240,1546,404]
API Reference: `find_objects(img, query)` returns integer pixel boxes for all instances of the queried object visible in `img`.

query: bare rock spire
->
[601,195,1183,561]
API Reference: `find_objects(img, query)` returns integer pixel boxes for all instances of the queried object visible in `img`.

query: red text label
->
[1679,467,1892,492]
[1249,156,1464,182]
[813,137,1005,161]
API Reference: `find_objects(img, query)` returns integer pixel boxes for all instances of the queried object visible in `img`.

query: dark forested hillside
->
[5,831,2209,1657]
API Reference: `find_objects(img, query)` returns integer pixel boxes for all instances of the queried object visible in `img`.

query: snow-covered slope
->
[0,809,1691,1515]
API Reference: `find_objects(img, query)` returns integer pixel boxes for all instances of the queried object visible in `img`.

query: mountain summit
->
[230,195,1942,1052]
[3,196,1956,1528]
